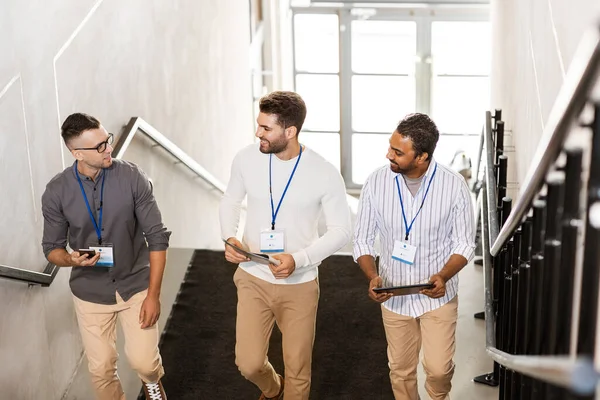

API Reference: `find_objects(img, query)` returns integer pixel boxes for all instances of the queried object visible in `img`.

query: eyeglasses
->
[74,133,114,153]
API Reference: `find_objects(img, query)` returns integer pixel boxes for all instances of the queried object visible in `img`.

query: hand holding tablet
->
[372,283,435,296]
[222,239,281,266]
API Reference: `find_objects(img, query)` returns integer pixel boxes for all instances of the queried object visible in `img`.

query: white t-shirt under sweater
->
[219,143,352,285]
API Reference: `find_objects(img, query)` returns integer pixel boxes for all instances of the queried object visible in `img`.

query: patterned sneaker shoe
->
[258,374,284,400]
[142,380,167,400]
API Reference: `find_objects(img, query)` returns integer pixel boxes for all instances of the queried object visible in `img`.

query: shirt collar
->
[71,160,110,181]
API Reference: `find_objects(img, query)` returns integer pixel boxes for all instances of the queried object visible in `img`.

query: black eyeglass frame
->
[73,133,114,153]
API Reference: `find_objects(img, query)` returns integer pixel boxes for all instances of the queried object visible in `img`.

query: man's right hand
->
[224,237,250,264]
[70,251,101,267]
[369,276,393,303]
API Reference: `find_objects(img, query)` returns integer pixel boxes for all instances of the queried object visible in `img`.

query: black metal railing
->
[473,20,600,399]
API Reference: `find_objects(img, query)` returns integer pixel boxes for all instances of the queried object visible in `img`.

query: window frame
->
[290,5,490,191]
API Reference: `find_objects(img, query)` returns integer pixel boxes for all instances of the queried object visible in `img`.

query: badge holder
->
[392,240,417,265]
[260,230,285,253]
[89,243,115,267]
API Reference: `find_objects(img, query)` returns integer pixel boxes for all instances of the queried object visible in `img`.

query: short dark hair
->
[259,91,307,136]
[396,113,439,161]
[61,113,100,146]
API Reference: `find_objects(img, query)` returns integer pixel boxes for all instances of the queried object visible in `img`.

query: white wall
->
[0,1,253,398]
[491,0,600,197]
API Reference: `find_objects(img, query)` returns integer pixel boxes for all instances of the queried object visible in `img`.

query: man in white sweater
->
[219,91,351,400]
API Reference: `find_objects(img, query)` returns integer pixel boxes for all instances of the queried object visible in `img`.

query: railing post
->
[494,109,503,151]
[543,173,566,399]
[517,218,532,400]
[508,228,521,399]
[574,103,600,400]
[558,149,583,362]
[496,121,505,165]
[497,155,508,214]
[474,111,502,387]
[529,200,547,398]
[498,197,512,400]
[474,178,500,387]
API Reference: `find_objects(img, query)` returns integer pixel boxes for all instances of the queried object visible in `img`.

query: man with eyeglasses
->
[41,113,171,400]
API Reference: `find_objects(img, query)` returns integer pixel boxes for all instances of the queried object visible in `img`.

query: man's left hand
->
[269,254,296,279]
[139,294,161,329]
[421,274,446,298]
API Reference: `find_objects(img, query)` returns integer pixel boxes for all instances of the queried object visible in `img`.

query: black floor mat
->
[156,250,394,399]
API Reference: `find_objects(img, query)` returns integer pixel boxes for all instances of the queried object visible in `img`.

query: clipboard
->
[222,239,281,266]
[373,283,434,296]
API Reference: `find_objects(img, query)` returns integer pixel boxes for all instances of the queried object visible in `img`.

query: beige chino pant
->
[73,289,164,400]
[382,296,458,400]
[233,267,320,400]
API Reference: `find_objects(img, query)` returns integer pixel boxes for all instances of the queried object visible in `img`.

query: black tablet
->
[222,239,281,266]
[373,283,435,296]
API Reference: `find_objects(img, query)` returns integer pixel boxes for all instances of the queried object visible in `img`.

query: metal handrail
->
[114,117,359,212]
[491,22,600,256]
[0,117,229,286]
[113,117,227,194]
[481,182,599,394]
[0,263,58,287]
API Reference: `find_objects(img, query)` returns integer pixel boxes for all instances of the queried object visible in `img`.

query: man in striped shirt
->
[353,113,475,400]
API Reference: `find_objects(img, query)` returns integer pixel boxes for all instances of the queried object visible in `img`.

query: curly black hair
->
[396,113,439,161]
[259,91,307,136]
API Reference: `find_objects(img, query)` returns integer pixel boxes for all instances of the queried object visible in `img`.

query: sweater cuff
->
[292,249,309,269]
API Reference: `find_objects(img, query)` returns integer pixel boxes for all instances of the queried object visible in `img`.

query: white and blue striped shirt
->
[353,159,476,317]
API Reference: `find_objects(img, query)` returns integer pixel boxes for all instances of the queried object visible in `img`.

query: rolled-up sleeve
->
[133,166,171,251]
[450,182,476,261]
[353,177,378,261]
[41,186,69,258]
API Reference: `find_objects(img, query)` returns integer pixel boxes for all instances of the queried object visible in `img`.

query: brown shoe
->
[258,374,284,400]
[142,379,167,400]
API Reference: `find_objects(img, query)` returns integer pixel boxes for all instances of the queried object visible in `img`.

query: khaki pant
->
[382,296,458,400]
[233,268,319,400]
[73,289,164,400]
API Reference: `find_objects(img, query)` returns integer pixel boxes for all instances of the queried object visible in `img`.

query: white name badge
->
[260,231,285,253]
[392,240,417,265]
[90,244,115,267]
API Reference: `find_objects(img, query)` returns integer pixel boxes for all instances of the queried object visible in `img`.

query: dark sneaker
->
[142,380,167,400]
[259,374,284,400]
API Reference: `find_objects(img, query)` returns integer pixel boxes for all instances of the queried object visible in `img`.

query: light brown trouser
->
[73,289,164,400]
[233,268,319,400]
[382,296,458,400]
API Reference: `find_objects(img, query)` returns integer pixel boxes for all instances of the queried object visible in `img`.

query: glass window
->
[296,74,340,132]
[431,22,491,76]
[352,75,415,133]
[352,133,391,184]
[294,14,339,73]
[352,21,417,74]
[434,134,480,178]
[431,76,489,134]
[301,132,341,171]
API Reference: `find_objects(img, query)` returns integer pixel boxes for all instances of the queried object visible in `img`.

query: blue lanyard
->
[395,164,437,241]
[269,146,303,230]
[75,161,106,245]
